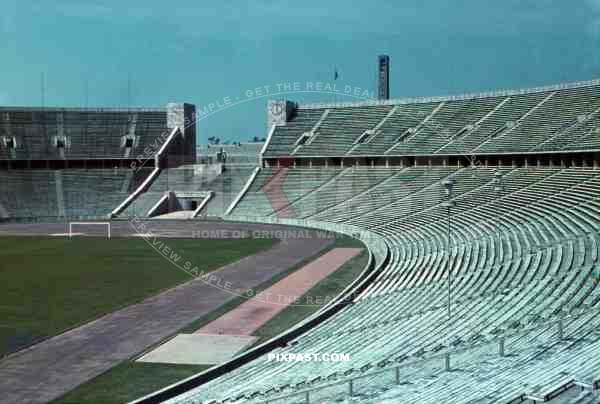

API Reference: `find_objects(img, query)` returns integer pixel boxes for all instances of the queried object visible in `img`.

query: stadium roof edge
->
[0,106,168,112]
[297,77,600,109]
[262,148,600,158]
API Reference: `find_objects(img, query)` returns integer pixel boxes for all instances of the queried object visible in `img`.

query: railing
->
[227,215,388,264]
[224,167,260,216]
[299,78,600,110]
[252,306,600,404]
[0,214,112,223]
[192,191,214,218]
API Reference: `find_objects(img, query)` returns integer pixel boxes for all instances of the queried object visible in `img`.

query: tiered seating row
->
[0,109,169,160]
[0,169,152,219]
[263,81,600,157]
[176,166,600,404]
[266,109,325,156]
[297,106,393,156]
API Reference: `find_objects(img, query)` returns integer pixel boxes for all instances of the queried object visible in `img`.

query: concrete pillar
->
[444,353,451,371]
[167,103,197,165]
[371,160,374,168]
[512,158,516,168]
[325,159,328,168]
[348,380,354,396]
[499,337,505,357]
[309,160,312,168]
[395,367,400,384]
[385,159,389,168]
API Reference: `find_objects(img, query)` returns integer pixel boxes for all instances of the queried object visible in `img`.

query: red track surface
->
[197,247,363,336]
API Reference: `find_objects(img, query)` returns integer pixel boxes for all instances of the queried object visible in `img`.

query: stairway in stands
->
[262,158,296,218]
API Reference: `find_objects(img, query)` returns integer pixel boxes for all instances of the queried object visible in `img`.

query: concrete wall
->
[167,103,197,165]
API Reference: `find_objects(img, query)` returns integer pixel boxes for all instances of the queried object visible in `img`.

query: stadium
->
[1,65,600,404]
[5,7,600,404]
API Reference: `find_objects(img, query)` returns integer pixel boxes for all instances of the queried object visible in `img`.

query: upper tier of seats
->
[167,165,600,404]
[0,107,170,160]
[264,79,600,157]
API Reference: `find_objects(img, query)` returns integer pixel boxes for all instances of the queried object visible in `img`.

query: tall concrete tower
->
[378,55,390,100]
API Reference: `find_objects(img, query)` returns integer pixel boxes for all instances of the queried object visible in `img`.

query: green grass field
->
[52,236,368,404]
[0,236,277,357]
[54,362,211,404]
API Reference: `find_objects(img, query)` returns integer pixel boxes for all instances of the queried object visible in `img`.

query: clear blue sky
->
[2,0,600,143]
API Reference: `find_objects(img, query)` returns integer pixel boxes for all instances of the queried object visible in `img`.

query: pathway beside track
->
[0,221,333,404]
[197,247,363,336]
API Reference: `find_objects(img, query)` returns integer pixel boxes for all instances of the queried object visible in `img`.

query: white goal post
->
[68,222,111,239]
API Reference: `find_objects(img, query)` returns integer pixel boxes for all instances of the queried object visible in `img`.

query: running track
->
[0,220,333,403]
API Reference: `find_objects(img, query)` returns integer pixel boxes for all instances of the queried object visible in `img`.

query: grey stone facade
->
[267,100,296,128]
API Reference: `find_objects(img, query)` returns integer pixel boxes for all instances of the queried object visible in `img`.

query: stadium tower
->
[378,54,390,100]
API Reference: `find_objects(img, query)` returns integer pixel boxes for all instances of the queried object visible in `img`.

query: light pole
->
[441,178,456,335]
[492,170,504,265]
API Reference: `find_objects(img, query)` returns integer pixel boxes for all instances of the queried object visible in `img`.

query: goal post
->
[68,222,111,239]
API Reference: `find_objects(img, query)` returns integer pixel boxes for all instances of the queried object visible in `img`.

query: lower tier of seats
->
[167,166,600,404]
[0,169,152,219]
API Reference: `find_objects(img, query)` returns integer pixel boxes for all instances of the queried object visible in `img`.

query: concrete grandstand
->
[134,79,600,404]
[1,78,600,404]
[0,103,263,220]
